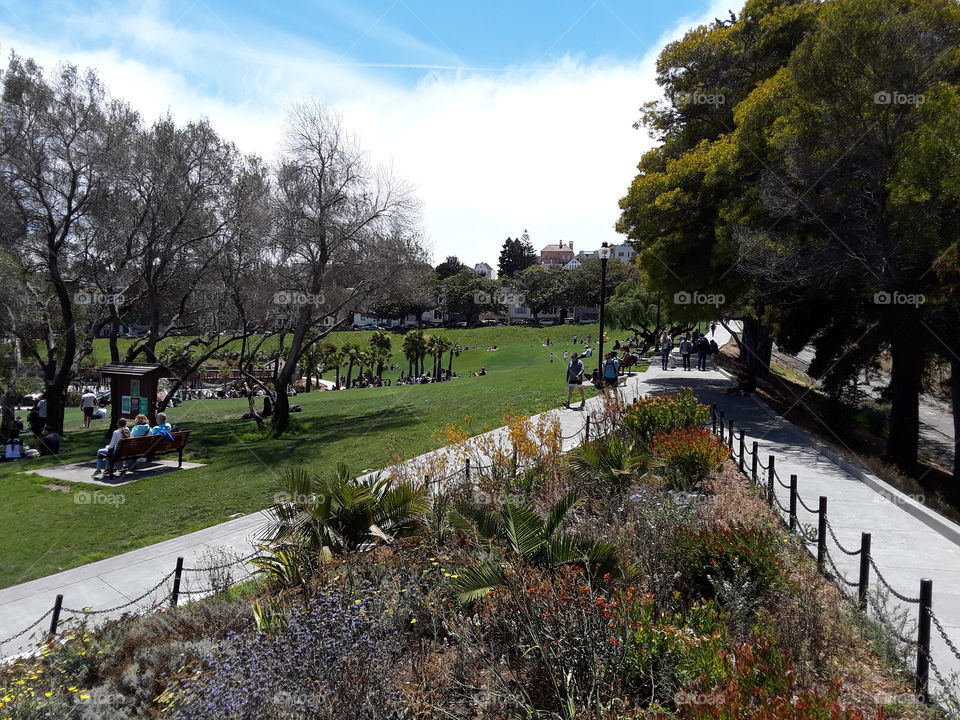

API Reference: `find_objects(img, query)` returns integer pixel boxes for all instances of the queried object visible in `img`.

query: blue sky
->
[0,0,736,265]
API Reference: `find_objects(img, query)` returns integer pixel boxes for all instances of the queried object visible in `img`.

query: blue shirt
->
[130,424,151,437]
[603,358,620,378]
[150,423,173,435]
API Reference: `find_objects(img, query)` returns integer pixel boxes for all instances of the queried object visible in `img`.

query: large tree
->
[497,235,537,278]
[0,57,140,432]
[269,102,421,432]
[731,0,960,471]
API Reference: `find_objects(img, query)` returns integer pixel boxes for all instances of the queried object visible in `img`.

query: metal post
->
[585,416,590,443]
[719,410,725,442]
[170,557,184,608]
[817,496,827,572]
[916,578,933,703]
[767,456,775,506]
[711,403,717,434]
[465,458,471,482]
[857,533,871,611]
[727,419,734,450]
[738,430,745,473]
[48,594,63,636]
[789,474,798,531]
[751,442,759,483]
[597,251,608,380]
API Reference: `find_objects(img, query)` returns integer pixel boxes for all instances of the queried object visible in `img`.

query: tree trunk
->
[346,360,355,388]
[885,328,923,472]
[741,316,772,381]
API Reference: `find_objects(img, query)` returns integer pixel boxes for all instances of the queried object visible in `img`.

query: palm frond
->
[451,559,509,602]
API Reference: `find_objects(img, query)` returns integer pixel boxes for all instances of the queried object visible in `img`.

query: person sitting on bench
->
[94,419,129,477]
[124,414,151,471]
[150,412,173,436]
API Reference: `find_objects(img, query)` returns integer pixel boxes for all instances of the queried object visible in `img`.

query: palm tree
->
[451,491,621,601]
[402,330,427,376]
[446,339,461,378]
[568,434,655,491]
[343,342,364,388]
[260,463,430,561]
[369,331,392,380]
[322,346,344,388]
[425,334,443,378]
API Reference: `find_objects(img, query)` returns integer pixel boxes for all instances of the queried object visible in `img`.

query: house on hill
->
[539,241,575,268]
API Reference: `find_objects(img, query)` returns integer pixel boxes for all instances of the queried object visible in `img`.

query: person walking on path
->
[710,322,717,336]
[565,352,586,409]
[696,335,709,371]
[679,336,692,371]
[572,334,578,344]
[80,388,97,428]
[563,350,569,362]
[659,333,673,371]
[602,352,621,396]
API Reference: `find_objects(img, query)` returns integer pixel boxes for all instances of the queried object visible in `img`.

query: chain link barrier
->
[0,608,54,647]
[867,557,922,604]
[62,570,176,616]
[826,520,863,556]
[930,611,960,662]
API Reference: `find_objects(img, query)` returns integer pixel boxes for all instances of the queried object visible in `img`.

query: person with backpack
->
[679,336,692,371]
[565,352,586,409]
[602,352,621,394]
[696,335,710,370]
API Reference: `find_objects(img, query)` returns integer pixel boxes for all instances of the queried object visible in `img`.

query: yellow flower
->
[410,618,417,624]
[67,687,78,692]
[44,692,53,697]
[79,693,90,700]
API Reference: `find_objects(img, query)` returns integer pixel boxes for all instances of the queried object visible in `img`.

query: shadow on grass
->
[177,404,423,459]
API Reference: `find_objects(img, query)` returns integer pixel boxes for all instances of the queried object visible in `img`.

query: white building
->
[610,243,637,264]
[474,262,496,279]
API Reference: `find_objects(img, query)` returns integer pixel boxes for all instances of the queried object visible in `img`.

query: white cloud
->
[0,0,740,267]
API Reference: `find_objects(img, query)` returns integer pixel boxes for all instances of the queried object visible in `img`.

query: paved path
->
[3,325,960,702]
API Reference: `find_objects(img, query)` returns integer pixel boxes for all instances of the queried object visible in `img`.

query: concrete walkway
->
[2,325,959,701]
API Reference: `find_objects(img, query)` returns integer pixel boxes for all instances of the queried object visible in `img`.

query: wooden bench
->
[107,430,191,478]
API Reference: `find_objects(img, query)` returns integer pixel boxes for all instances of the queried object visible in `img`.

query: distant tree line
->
[0,54,426,435]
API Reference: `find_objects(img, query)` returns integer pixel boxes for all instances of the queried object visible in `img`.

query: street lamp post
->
[597,242,611,383]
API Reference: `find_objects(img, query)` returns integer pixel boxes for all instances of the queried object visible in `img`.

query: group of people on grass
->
[92,412,173,477]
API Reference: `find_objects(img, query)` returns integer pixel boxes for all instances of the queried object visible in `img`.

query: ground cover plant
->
[0,390,936,719]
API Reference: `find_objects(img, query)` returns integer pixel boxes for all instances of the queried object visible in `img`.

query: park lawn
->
[0,325,647,588]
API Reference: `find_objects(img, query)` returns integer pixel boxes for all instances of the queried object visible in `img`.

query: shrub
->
[620,590,728,706]
[676,637,883,719]
[623,388,709,445]
[673,523,788,603]
[653,428,728,490]
[170,588,407,720]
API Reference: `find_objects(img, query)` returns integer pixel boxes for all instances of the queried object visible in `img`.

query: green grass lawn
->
[1,324,648,588]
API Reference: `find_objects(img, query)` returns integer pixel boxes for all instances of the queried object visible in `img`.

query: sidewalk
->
[3,326,959,696]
